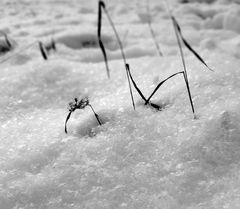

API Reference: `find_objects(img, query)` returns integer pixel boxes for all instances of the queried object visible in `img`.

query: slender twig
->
[146,0,163,57]
[145,71,184,104]
[127,63,179,110]
[171,16,195,115]
[99,1,135,110]
[171,16,213,72]
[126,63,146,102]
[39,41,48,60]
[65,111,72,134]
[3,33,12,49]
[88,104,102,125]
[0,41,36,64]
[98,1,110,78]
[65,97,102,134]
[45,36,57,52]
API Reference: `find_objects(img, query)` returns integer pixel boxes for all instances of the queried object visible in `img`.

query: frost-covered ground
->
[1,0,240,208]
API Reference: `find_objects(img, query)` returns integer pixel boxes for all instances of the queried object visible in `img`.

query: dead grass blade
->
[171,15,195,115]
[65,111,72,134]
[126,63,161,110]
[145,71,184,104]
[98,1,110,78]
[146,0,163,57]
[0,41,36,64]
[172,16,213,72]
[126,63,146,102]
[65,97,102,134]
[45,37,57,52]
[3,33,12,48]
[100,1,135,110]
[88,104,102,125]
[38,41,48,60]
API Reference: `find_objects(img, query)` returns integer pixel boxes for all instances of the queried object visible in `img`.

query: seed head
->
[68,97,89,112]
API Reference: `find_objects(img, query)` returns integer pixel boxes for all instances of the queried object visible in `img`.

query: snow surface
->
[1,0,240,208]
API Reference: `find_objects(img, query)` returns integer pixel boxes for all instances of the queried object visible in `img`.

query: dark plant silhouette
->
[39,41,48,60]
[126,63,184,110]
[170,15,213,117]
[65,97,102,134]
[146,0,163,57]
[0,32,13,53]
[97,0,135,110]
[98,1,110,78]
[45,37,57,52]
[171,16,213,71]
[39,38,57,60]
[0,41,36,64]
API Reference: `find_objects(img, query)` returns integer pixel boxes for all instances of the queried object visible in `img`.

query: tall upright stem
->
[103,7,135,110]
[171,16,195,115]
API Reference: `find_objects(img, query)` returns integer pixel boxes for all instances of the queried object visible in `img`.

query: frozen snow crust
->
[1,0,240,208]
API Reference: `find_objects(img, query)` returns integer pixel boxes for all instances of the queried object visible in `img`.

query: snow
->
[1,0,240,208]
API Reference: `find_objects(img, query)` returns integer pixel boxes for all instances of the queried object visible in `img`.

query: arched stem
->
[88,104,102,125]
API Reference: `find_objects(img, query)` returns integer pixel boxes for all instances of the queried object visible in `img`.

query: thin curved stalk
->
[0,41,36,64]
[172,16,213,72]
[3,33,12,48]
[88,104,102,125]
[126,63,161,110]
[171,16,195,115]
[65,111,72,134]
[98,1,110,78]
[146,0,163,57]
[100,1,135,110]
[39,41,48,60]
[145,71,184,104]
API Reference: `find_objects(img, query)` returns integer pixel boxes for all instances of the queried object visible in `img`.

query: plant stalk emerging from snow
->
[169,14,213,117]
[98,1,110,78]
[0,41,37,64]
[65,97,102,134]
[146,0,163,57]
[126,63,183,110]
[3,33,12,49]
[171,16,213,72]
[39,41,48,60]
[171,16,195,115]
[45,37,57,52]
[145,71,184,104]
[98,0,136,110]
[39,38,57,60]
[0,32,13,54]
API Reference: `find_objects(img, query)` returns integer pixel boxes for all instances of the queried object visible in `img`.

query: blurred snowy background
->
[1,0,240,208]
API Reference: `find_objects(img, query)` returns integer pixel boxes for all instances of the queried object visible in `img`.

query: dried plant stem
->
[88,104,102,125]
[126,63,146,101]
[3,33,12,48]
[146,0,163,57]
[148,21,163,57]
[98,1,110,78]
[171,16,213,72]
[0,41,36,64]
[101,1,135,110]
[64,98,102,134]
[171,16,195,115]
[103,7,126,63]
[145,71,184,104]
[126,63,161,110]
[39,41,48,60]
[65,112,72,134]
